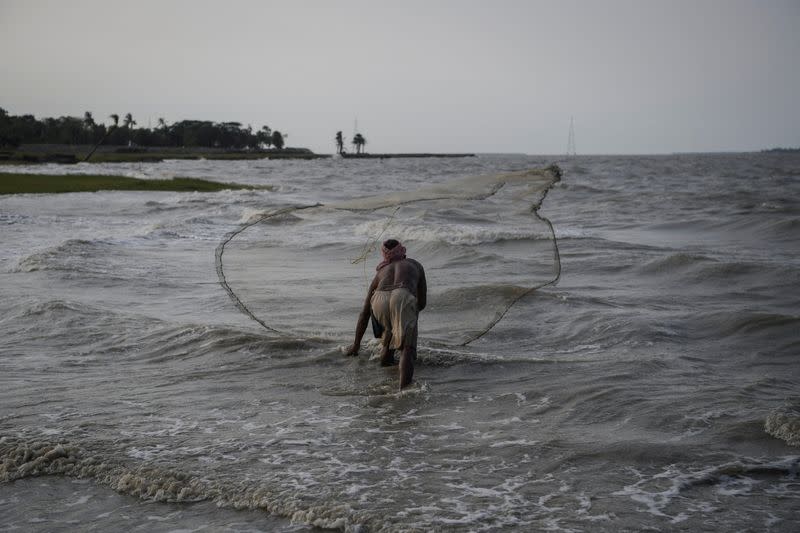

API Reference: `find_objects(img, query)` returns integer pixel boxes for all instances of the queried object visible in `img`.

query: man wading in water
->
[345,239,427,389]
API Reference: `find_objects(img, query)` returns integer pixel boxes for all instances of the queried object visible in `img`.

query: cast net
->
[216,166,561,347]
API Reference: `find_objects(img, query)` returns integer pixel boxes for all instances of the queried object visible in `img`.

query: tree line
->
[0,108,286,150]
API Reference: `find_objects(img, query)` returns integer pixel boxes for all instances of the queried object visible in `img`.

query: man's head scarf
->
[376,240,407,271]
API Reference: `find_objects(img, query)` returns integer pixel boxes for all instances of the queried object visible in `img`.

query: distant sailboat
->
[566,116,577,156]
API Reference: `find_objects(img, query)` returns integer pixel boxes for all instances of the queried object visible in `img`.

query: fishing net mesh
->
[216,167,561,346]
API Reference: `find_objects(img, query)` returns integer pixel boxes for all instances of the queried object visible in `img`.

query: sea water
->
[1,153,798,532]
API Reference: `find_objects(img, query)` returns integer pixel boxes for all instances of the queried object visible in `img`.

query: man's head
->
[376,239,407,270]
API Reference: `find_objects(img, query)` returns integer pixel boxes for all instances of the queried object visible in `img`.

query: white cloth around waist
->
[370,288,418,350]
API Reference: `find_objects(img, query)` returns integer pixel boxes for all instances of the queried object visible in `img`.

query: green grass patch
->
[0,173,260,194]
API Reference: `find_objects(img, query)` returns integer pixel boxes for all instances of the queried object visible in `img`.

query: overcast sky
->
[2,0,799,154]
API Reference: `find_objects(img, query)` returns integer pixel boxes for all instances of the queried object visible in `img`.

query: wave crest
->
[0,437,207,502]
[765,401,800,447]
[0,436,370,531]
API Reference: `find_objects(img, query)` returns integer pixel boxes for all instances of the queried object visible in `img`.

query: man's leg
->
[399,324,417,389]
[380,332,396,366]
[372,294,395,366]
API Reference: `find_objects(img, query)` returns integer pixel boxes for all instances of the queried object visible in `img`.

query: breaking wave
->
[12,239,109,274]
[0,437,353,530]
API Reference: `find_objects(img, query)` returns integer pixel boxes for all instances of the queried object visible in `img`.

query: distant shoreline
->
[0,144,478,164]
[760,147,800,153]
[0,144,325,164]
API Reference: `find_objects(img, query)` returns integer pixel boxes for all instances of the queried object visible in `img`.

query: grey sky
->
[2,0,799,154]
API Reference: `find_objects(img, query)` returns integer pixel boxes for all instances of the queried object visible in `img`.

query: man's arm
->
[345,274,379,356]
[416,263,427,311]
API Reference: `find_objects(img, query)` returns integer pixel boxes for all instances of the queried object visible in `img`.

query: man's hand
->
[344,343,359,357]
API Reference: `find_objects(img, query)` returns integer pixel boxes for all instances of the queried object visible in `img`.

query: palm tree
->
[83,111,96,143]
[83,111,95,129]
[154,118,168,146]
[352,133,366,154]
[107,113,120,145]
[335,131,344,154]
[122,113,137,146]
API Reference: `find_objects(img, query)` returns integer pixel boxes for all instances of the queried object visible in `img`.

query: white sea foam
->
[488,439,540,448]
[354,218,552,245]
[765,401,800,447]
[65,495,93,507]
[613,458,800,522]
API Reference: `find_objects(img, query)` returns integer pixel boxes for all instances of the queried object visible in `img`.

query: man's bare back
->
[374,258,426,309]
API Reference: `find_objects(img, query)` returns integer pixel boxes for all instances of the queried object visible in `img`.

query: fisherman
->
[345,239,426,389]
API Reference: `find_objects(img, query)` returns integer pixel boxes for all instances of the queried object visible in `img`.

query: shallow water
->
[1,153,799,531]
